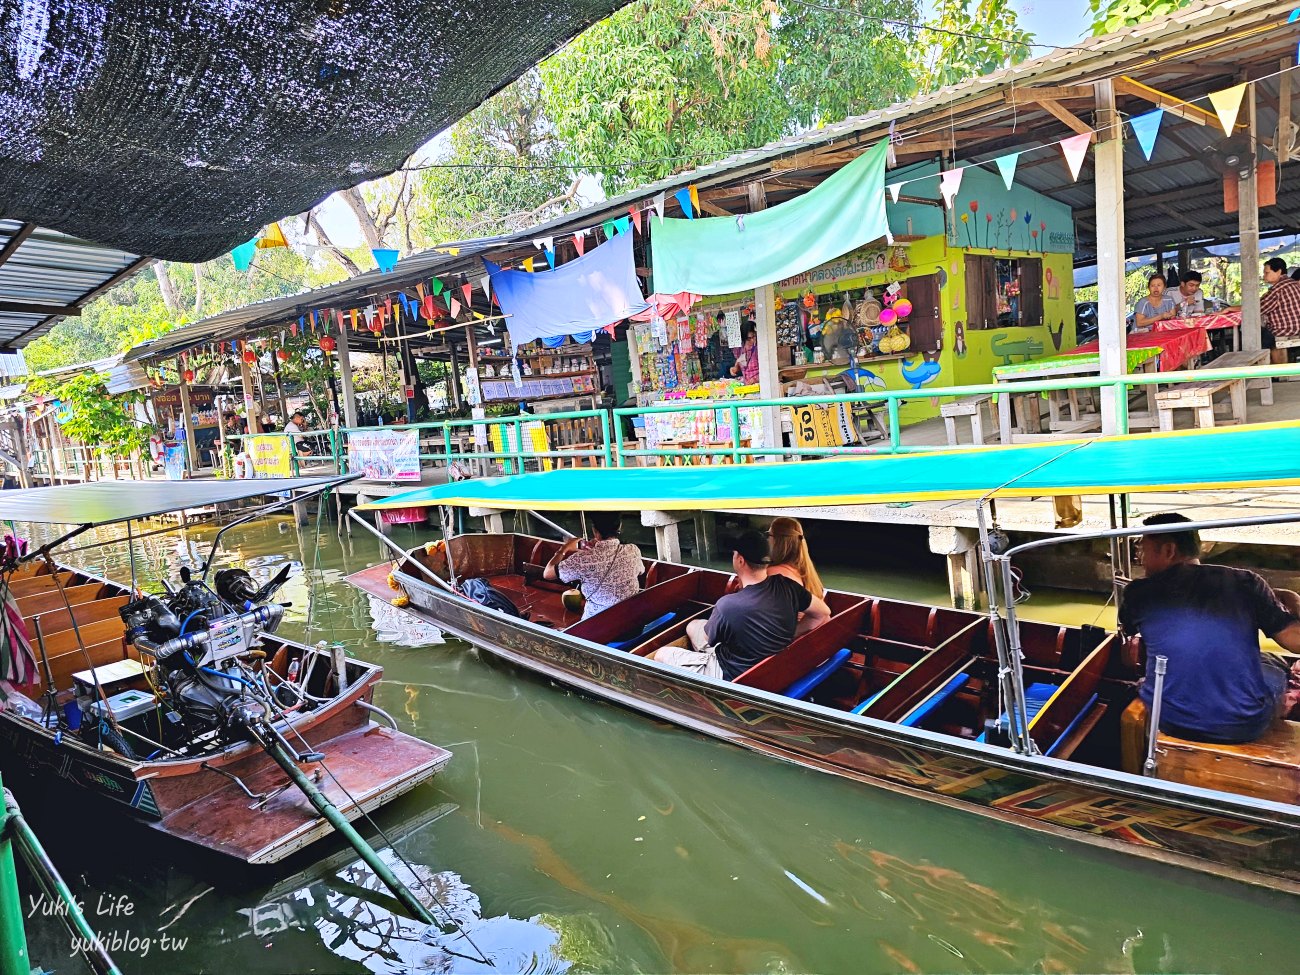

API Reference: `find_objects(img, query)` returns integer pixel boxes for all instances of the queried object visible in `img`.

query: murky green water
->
[8,509,1297,974]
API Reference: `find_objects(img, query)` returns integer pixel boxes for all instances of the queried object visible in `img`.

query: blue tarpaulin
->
[485,231,647,345]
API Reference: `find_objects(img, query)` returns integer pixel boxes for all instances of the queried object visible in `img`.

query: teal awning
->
[359,422,1300,512]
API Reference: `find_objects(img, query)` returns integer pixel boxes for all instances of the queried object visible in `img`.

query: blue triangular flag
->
[372,248,399,273]
[1130,109,1164,161]
[231,238,257,272]
[230,340,238,353]
[994,152,1019,192]
[674,187,694,220]
[613,216,631,236]
[1289,8,1300,22]
[543,246,556,269]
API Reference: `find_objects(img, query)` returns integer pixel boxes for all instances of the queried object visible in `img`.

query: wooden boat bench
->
[1155,375,1248,431]
[1156,720,1300,804]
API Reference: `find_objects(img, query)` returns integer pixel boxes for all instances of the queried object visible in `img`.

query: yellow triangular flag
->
[688,185,700,213]
[523,257,535,273]
[256,222,287,249]
[1208,83,1246,136]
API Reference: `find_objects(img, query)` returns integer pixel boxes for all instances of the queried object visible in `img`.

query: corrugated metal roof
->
[0,220,152,349]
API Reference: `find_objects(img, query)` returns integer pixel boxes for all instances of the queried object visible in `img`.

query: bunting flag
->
[450,297,461,318]
[938,168,963,209]
[572,231,587,257]
[994,152,1020,191]
[523,257,535,273]
[614,216,631,236]
[292,319,301,336]
[335,309,345,331]
[479,274,492,298]
[674,187,695,220]
[887,183,903,203]
[688,185,700,214]
[653,191,666,222]
[542,245,556,269]
[1060,133,1092,181]
[256,222,287,249]
[461,282,472,309]
[416,282,426,301]
[532,235,554,253]
[1130,108,1164,161]
[601,219,616,239]
[629,207,642,234]
[431,277,445,296]
[231,238,258,271]
[351,309,359,331]
[372,248,399,273]
[421,294,435,322]
[1208,82,1247,136]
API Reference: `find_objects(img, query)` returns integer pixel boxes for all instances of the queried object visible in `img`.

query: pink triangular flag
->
[887,183,903,204]
[938,168,963,209]
[572,231,586,257]
[629,207,642,234]
[1059,133,1092,182]
[1208,83,1246,136]
[450,297,461,318]
[461,282,472,309]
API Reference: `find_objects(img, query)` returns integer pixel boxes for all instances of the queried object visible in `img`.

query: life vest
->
[232,452,253,479]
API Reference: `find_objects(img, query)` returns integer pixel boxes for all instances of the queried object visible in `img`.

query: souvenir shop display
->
[633,311,754,402]
[477,342,598,403]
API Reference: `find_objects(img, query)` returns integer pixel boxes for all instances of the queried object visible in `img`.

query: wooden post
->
[176,357,199,474]
[464,326,480,369]
[1279,57,1293,166]
[448,342,463,409]
[335,322,359,429]
[270,350,288,422]
[1093,79,1128,435]
[748,182,783,459]
[238,349,261,430]
[1239,82,1262,352]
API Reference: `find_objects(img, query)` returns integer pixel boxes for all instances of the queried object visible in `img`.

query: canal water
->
[10,509,1298,975]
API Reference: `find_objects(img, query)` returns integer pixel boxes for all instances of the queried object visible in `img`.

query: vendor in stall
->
[729,323,760,384]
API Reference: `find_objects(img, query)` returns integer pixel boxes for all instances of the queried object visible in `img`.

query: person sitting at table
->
[1172,270,1205,317]
[1227,258,1300,364]
[1132,273,1177,332]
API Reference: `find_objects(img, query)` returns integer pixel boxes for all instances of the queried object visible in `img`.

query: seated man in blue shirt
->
[1119,513,1300,743]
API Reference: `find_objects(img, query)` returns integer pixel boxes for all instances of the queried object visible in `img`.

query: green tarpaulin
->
[649,141,889,296]
[359,422,1300,512]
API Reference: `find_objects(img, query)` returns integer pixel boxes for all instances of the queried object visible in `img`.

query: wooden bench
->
[940,396,992,446]
[1202,348,1274,406]
[1155,376,1248,431]
[1157,720,1300,804]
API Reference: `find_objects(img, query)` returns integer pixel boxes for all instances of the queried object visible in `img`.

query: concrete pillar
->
[693,511,716,562]
[1092,80,1128,435]
[748,182,783,459]
[929,525,981,610]
[1239,83,1262,352]
[469,506,506,534]
[176,357,199,474]
[642,509,687,562]
[336,323,359,428]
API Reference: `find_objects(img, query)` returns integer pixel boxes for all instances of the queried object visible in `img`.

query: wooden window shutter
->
[964,254,993,328]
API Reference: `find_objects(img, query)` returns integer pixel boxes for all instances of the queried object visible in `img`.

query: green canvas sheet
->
[649,141,889,296]
[359,422,1300,512]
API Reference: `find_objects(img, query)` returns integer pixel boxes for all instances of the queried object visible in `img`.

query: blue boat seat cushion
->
[607,611,679,651]
[783,648,852,700]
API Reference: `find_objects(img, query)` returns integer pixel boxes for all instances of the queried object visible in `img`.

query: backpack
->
[460,578,522,617]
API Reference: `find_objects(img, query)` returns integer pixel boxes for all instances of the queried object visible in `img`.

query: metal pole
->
[998,556,1038,755]
[1143,656,1169,777]
[440,506,459,589]
[345,509,458,595]
[975,504,1026,751]
[524,509,576,540]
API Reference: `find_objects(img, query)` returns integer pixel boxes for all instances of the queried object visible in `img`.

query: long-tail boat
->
[0,478,451,878]
[351,423,1300,894]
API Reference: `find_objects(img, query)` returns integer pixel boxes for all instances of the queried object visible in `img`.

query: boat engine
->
[118,565,292,745]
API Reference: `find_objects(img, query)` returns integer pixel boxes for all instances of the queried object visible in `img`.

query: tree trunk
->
[339,187,384,251]
[305,211,363,277]
[193,263,205,316]
[155,262,182,314]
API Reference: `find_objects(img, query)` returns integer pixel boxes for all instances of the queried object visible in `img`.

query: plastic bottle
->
[287,657,301,685]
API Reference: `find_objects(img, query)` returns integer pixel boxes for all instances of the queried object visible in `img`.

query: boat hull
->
[382,564,1300,895]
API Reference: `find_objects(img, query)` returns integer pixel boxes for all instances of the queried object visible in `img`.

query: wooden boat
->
[0,479,451,867]
[352,423,1300,894]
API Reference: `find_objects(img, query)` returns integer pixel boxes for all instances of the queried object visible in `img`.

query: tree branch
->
[304,211,363,276]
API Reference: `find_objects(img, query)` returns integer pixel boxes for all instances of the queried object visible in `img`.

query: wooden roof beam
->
[1153,201,1228,239]
[0,300,81,317]
[1036,98,1095,138]
[1006,85,1093,105]
[1114,76,1217,128]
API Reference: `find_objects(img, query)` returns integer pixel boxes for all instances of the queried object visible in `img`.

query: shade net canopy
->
[1,0,630,262]
[359,423,1300,512]
[0,476,349,526]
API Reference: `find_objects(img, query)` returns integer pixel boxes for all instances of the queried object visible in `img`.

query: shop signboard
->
[347,429,419,481]
[246,435,294,478]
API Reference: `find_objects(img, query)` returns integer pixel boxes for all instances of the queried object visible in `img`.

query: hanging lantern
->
[182,369,195,383]
[276,349,290,362]
[242,348,257,365]
[319,335,336,353]
[369,319,384,335]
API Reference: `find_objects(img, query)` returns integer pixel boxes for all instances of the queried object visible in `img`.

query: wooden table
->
[992,347,1162,443]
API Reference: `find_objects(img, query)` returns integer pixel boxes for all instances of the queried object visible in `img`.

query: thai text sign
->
[246,435,293,478]
[348,430,420,481]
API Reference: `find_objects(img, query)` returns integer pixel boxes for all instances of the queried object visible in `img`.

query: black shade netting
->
[0,0,626,262]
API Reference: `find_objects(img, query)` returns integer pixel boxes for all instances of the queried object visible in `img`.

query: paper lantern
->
[319,335,336,353]
[369,319,384,334]
[182,369,195,383]
[242,349,257,364]
[893,299,913,319]
[878,308,898,326]
[276,349,290,362]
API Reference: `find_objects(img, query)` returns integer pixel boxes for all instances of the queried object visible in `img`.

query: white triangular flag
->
[1059,133,1092,182]
[653,191,666,222]
[887,183,903,203]
[1208,83,1247,136]
[479,275,491,298]
[938,168,963,209]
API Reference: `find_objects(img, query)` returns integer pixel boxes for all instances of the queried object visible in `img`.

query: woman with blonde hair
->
[766,517,825,600]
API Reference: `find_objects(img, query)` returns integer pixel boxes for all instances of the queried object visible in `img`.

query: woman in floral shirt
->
[544,511,643,620]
